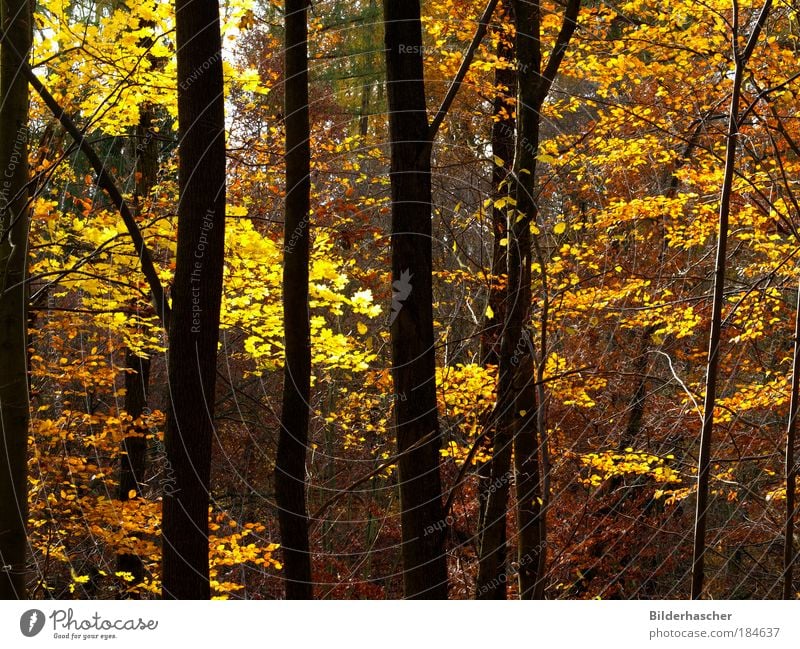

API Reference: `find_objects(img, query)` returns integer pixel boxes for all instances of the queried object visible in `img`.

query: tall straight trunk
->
[276,0,313,600]
[383,0,448,599]
[475,0,516,600]
[478,0,516,541]
[0,0,31,600]
[162,0,226,599]
[480,1,515,371]
[691,0,772,599]
[784,278,800,598]
[510,0,545,600]
[477,0,579,600]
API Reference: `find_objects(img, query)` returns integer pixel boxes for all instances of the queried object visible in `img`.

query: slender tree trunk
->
[475,1,522,600]
[510,0,545,600]
[359,82,370,138]
[477,0,579,600]
[478,0,516,540]
[117,98,159,586]
[691,0,772,599]
[383,0,448,599]
[620,327,657,449]
[275,0,313,600]
[784,278,800,599]
[0,0,31,600]
[117,351,150,584]
[515,0,580,601]
[162,0,226,599]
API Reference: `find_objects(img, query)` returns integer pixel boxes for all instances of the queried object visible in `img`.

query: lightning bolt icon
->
[28,611,38,633]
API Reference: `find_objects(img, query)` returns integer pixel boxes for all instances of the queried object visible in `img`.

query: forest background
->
[1,0,799,600]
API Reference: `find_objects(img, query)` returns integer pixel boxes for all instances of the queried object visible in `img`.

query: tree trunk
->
[477,0,579,600]
[275,0,313,600]
[0,0,31,600]
[692,0,772,599]
[117,97,159,587]
[784,278,800,598]
[478,0,516,541]
[475,0,516,600]
[510,0,546,600]
[117,351,151,585]
[383,0,448,599]
[162,0,226,599]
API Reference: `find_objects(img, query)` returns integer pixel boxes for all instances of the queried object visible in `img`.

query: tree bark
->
[383,0,448,599]
[692,0,772,599]
[784,278,800,599]
[275,0,313,600]
[510,0,545,600]
[0,0,31,600]
[117,95,159,587]
[478,0,516,543]
[475,0,516,600]
[162,0,226,599]
[117,351,151,585]
[476,0,579,600]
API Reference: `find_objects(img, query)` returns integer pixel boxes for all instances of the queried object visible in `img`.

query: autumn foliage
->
[3,0,799,599]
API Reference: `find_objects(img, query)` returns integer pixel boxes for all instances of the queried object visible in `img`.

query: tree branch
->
[537,0,581,105]
[427,0,501,142]
[16,61,171,328]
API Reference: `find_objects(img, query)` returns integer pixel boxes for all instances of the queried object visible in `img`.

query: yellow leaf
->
[553,222,566,235]
[485,305,494,320]
[128,489,137,499]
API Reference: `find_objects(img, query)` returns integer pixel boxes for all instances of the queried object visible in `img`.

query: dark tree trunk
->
[692,0,772,599]
[477,0,516,542]
[0,0,31,600]
[383,0,448,599]
[477,0,579,600]
[480,0,515,371]
[475,0,516,600]
[162,0,226,599]
[275,0,313,600]
[513,0,580,601]
[509,0,546,601]
[117,97,159,587]
[117,351,151,585]
[784,278,800,599]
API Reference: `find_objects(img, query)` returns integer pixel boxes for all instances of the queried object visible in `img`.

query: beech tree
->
[691,0,772,600]
[0,0,32,600]
[478,0,515,549]
[383,0,449,599]
[161,0,227,599]
[117,73,161,585]
[6,0,800,603]
[276,0,313,599]
[478,0,580,600]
